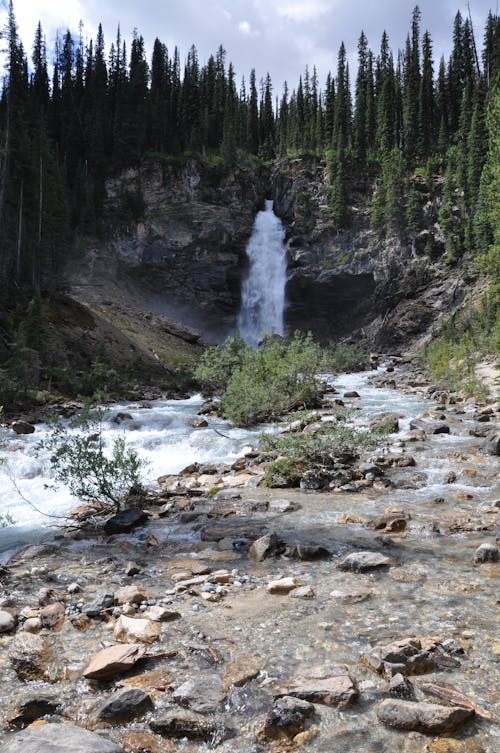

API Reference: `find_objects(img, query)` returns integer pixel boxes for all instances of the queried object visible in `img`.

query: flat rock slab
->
[201,521,267,542]
[222,654,264,691]
[377,699,474,734]
[1,723,125,752]
[338,551,393,572]
[83,643,147,680]
[276,665,358,707]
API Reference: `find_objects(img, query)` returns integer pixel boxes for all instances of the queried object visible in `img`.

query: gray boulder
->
[1,723,124,752]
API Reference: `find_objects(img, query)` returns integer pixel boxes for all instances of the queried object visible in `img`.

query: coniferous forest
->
[0,1,499,398]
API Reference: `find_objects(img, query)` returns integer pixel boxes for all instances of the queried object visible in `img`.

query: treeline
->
[0,1,499,299]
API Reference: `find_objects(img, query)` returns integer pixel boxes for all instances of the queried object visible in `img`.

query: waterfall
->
[237,200,287,347]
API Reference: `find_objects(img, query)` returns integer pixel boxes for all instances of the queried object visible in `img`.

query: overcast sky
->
[2,0,496,94]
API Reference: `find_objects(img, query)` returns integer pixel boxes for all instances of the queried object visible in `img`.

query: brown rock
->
[377,699,473,733]
[83,643,147,681]
[222,654,264,691]
[150,709,228,741]
[120,731,173,753]
[114,586,149,605]
[8,633,54,681]
[40,602,65,630]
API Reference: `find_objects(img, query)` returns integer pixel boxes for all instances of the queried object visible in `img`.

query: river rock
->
[257,696,316,741]
[95,687,153,721]
[104,509,150,534]
[150,709,228,741]
[472,543,499,563]
[344,390,360,398]
[268,498,297,513]
[21,617,42,633]
[114,615,160,644]
[83,643,147,680]
[83,593,116,619]
[291,585,315,599]
[409,418,450,435]
[482,430,500,456]
[8,632,53,681]
[276,665,358,707]
[222,654,264,691]
[388,673,415,699]
[267,577,298,594]
[7,692,60,726]
[125,561,141,576]
[361,637,434,677]
[172,674,226,713]
[114,585,149,605]
[186,416,208,428]
[11,420,35,435]
[1,723,125,752]
[376,699,474,733]
[248,532,279,561]
[338,551,393,572]
[0,609,16,633]
[40,602,65,629]
[143,605,181,622]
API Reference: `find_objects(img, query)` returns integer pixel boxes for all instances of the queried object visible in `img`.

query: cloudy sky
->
[2,0,496,93]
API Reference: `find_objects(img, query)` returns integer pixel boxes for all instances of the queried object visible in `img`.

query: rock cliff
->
[67,154,477,357]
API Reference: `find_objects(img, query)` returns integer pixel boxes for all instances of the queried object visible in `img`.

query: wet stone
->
[267,577,298,594]
[276,665,358,707]
[1,723,125,753]
[114,615,161,644]
[7,692,60,727]
[248,532,279,561]
[222,654,264,691]
[104,509,150,534]
[150,708,229,741]
[361,637,434,678]
[8,632,54,681]
[257,696,316,741]
[95,687,154,722]
[388,672,415,699]
[377,699,474,734]
[473,543,499,563]
[172,674,226,713]
[40,601,65,629]
[83,643,147,681]
[338,550,393,572]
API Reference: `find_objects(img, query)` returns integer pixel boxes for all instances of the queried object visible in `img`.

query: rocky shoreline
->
[0,366,498,753]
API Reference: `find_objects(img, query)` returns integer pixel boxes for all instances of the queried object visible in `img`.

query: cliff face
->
[271,157,472,347]
[102,157,269,336]
[68,154,475,357]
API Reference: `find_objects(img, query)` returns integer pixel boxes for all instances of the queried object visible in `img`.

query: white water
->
[0,396,265,558]
[237,199,288,347]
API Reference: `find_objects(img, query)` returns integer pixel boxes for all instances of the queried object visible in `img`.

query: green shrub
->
[324,343,370,373]
[39,407,147,512]
[194,335,249,395]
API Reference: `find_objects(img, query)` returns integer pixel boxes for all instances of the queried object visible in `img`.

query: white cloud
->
[238,20,252,34]
[275,0,331,23]
[9,0,89,51]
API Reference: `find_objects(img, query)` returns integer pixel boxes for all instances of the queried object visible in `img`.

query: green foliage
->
[194,335,250,395]
[324,343,370,373]
[194,332,324,426]
[39,407,147,511]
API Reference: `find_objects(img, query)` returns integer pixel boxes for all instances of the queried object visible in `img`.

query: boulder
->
[276,665,358,707]
[11,420,35,435]
[482,430,500,456]
[473,543,499,564]
[114,615,160,644]
[7,693,60,727]
[83,643,147,680]
[1,724,125,752]
[248,532,279,561]
[257,696,316,741]
[377,699,473,733]
[409,418,450,435]
[104,509,150,535]
[150,709,228,741]
[338,551,393,572]
[172,675,226,713]
[8,632,54,681]
[95,687,153,722]
[0,609,16,633]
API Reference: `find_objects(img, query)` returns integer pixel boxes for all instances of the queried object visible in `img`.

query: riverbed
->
[0,368,498,753]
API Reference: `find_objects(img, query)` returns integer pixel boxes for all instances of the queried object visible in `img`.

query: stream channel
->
[0,369,499,752]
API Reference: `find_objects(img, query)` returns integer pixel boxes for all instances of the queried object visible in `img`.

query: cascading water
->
[237,199,287,347]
